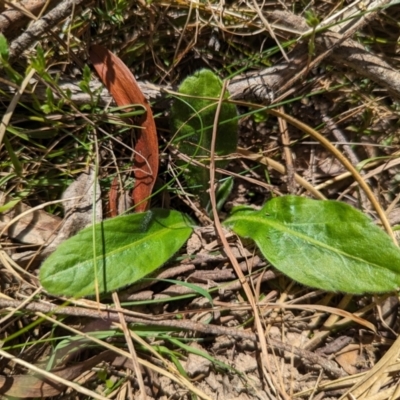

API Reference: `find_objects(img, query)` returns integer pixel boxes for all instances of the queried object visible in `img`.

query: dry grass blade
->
[0,287,41,326]
[262,302,376,332]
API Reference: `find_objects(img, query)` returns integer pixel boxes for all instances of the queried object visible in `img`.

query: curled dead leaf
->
[89,45,159,212]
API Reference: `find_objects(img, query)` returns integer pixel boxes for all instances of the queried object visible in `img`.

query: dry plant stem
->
[174,143,326,199]
[0,250,37,286]
[300,292,336,348]
[386,190,400,218]
[0,287,41,327]
[112,292,146,400]
[306,0,377,35]
[8,0,89,61]
[119,323,170,369]
[48,313,212,400]
[208,82,290,400]
[295,363,400,397]
[303,294,354,351]
[336,157,400,204]
[174,147,280,194]
[5,7,400,107]
[47,318,212,400]
[4,0,36,16]
[0,351,119,397]
[0,348,110,400]
[2,4,400,101]
[320,108,369,209]
[170,0,194,72]
[314,156,400,192]
[228,6,394,99]
[319,107,361,167]
[277,106,296,193]
[261,302,375,332]
[0,298,345,379]
[390,382,400,400]
[0,196,80,238]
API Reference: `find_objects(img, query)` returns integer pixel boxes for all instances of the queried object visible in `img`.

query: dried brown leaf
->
[89,45,159,212]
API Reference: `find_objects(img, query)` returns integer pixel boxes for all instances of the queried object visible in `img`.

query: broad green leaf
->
[170,69,238,206]
[223,195,400,294]
[40,209,194,297]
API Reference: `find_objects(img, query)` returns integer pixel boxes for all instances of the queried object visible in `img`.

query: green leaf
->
[164,337,235,373]
[170,69,238,206]
[30,45,47,74]
[0,33,9,60]
[215,176,234,211]
[79,64,92,94]
[154,278,214,306]
[206,176,234,217]
[40,209,194,297]
[0,198,20,213]
[224,195,400,294]
[0,37,21,83]
[304,10,320,27]
[3,135,22,176]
